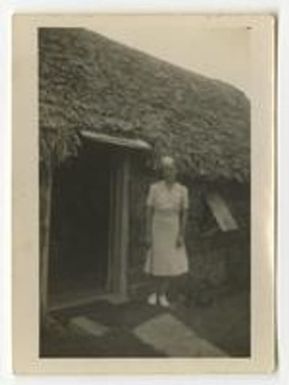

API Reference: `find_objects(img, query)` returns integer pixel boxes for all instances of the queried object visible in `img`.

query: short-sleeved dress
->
[144,180,189,276]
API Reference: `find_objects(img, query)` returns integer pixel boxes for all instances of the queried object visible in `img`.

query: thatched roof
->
[39,28,250,182]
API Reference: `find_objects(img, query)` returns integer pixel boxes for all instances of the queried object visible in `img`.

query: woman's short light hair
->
[160,156,175,168]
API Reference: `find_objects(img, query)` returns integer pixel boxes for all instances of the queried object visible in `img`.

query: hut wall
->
[185,180,250,290]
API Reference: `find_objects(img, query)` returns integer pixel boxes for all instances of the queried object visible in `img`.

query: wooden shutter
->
[206,192,238,232]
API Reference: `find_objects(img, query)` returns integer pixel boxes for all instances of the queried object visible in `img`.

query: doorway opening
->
[45,133,150,311]
[49,142,112,307]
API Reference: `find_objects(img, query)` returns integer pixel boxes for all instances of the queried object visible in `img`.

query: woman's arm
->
[177,208,188,247]
[180,208,188,237]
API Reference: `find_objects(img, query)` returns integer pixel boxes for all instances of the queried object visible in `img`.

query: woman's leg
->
[148,276,171,306]
[158,277,171,307]
[150,275,159,295]
[147,275,158,305]
[158,277,169,296]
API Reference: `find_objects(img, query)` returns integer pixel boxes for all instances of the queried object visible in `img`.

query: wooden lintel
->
[81,130,151,151]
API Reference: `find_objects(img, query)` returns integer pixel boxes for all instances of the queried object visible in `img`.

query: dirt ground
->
[41,282,250,358]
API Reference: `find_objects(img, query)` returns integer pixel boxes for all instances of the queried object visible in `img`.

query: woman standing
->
[144,156,189,307]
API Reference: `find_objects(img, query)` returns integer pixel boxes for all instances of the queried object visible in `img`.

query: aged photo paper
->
[12,14,275,374]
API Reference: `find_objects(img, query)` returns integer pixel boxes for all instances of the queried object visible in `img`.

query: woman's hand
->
[176,233,184,248]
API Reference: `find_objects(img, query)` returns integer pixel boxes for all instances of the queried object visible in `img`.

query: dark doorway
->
[49,142,111,306]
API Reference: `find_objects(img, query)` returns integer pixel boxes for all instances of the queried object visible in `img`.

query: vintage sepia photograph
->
[39,22,251,358]
[12,14,275,374]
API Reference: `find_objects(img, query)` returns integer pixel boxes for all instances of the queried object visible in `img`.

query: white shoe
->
[147,292,157,306]
[159,294,170,308]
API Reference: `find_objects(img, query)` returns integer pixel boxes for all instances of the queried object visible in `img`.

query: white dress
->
[144,181,189,276]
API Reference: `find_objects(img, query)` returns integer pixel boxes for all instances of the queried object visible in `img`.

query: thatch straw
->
[39,28,250,182]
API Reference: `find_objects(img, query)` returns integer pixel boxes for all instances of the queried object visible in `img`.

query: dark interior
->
[49,142,111,304]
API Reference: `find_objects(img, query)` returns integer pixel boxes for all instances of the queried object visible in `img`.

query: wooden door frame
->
[40,161,53,321]
[40,132,150,315]
[42,151,130,313]
[107,153,130,298]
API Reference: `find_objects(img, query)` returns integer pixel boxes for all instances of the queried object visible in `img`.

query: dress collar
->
[161,180,177,192]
